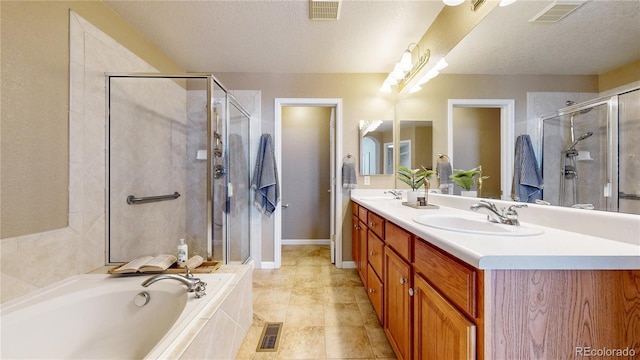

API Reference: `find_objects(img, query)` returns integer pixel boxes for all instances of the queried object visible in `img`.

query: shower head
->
[565,131,593,152]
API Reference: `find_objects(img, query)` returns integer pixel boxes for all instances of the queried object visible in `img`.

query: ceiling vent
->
[309,0,341,20]
[529,0,586,23]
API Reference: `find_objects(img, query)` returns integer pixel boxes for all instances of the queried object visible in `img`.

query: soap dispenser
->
[177,238,188,266]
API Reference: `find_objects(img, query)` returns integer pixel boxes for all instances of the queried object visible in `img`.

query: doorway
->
[447,99,515,200]
[274,98,343,269]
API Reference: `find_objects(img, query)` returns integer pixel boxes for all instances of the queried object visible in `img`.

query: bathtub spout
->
[142,269,207,298]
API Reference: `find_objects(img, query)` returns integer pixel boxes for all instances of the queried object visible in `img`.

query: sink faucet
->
[384,190,403,200]
[470,200,527,226]
[141,267,207,298]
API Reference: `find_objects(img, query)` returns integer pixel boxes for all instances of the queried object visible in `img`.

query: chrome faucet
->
[470,200,527,226]
[141,267,207,298]
[384,190,403,200]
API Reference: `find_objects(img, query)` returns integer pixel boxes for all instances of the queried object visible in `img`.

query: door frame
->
[447,99,515,200]
[274,98,343,269]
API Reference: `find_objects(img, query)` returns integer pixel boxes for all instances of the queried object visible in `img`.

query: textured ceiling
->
[103,0,640,76]
[104,0,443,73]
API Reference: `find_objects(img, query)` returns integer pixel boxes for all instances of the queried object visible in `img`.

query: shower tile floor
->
[236,245,396,360]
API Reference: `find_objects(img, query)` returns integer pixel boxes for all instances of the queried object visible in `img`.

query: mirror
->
[399,120,433,171]
[359,120,393,175]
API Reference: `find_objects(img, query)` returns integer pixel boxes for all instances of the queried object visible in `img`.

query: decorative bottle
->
[177,238,188,266]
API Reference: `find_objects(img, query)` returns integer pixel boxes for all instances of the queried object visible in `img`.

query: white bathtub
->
[1,273,235,359]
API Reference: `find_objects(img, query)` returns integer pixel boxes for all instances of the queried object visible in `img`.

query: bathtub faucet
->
[141,267,207,298]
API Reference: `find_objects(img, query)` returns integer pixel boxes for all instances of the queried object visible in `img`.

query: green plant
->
[397,166,434,191]
[449,166,489,191]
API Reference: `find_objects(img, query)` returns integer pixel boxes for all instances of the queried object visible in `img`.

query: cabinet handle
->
[369,221,375,227]
[408,288,415,296]
[354,224,360,230]
[369,288,375,293]
[400,278,407,285]
[369,250,375,256]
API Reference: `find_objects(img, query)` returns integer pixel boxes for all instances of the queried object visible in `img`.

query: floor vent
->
[529,0,586,23]
[309,0,341,20]
[256,322,283,352]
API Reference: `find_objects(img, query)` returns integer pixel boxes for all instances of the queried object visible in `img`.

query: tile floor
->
[236,245,397,360]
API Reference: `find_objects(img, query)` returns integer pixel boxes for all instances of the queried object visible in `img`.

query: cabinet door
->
[358,220,368,286]
[367,231,384,278]
[384,248,412,360]
[414,274,476,360]
[352,215,362,283]
[367,264,384,324]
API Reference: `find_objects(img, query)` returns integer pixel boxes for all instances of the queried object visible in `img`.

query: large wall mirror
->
[359,120,393,175]
[399,120,433,171]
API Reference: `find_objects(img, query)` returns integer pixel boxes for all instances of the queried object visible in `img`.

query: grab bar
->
[619,192,640,201]
[127,192,181,205]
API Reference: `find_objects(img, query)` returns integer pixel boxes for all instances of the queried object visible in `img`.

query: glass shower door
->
[618,89,640,214]
[226,99,251,263]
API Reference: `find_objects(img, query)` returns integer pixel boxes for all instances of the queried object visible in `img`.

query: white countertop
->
[351,190,640,270]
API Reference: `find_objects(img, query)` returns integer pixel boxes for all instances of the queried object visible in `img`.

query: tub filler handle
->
[141,268,207,298]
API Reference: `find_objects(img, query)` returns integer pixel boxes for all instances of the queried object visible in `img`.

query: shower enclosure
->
[106,74,252,264]
[540,89,640,214]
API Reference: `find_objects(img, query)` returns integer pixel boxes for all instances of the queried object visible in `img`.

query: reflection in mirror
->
[399,120,433,171]
[359,120,393,175]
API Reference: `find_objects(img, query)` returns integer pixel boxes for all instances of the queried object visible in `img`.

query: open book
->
[111,254,177,274]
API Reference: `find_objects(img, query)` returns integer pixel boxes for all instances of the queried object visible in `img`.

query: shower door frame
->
[105,73,251,265]
[538,95,619,211]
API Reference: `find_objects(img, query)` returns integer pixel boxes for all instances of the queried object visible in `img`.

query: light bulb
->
[399,50,413,71]
[443,0,465,6]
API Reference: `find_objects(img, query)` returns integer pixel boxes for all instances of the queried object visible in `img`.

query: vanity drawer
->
[367,264,384,325]
[352,202,359,216]
[414,238,478,318]
[368,230,385,278]
[367,211,385,239]
[358,205,368,222]
[385,221,412,262]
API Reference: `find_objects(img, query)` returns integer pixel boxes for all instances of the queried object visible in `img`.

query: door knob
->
[282,204,290,208]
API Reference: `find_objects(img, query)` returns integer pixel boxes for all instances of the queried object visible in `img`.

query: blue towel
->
[251,134,280,216]
[512,134,543,202]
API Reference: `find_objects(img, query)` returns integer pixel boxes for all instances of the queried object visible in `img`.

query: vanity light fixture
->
[359,120,383,136]
[380,44,431,94]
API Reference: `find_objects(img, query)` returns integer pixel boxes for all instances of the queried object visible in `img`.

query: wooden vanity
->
[352,201,640,360]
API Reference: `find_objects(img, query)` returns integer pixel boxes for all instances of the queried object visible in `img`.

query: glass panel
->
[108,76,208,262]
[618,89,640,215]
[227,100,251,263]
[542,103,609,209]
[211,85,227,263]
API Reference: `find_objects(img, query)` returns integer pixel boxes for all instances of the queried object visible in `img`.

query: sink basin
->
[413,214,543,236]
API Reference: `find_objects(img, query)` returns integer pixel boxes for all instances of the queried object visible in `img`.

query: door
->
[281,106,332,246]
[414,274,476,360]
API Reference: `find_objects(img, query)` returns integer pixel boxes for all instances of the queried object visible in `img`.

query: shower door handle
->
[214,165,226,179]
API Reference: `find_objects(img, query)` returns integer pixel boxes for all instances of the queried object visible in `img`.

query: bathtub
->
[1,272,235,359]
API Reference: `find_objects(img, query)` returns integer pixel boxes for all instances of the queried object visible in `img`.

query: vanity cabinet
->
[353,200,639,360]
[351,203,368,286]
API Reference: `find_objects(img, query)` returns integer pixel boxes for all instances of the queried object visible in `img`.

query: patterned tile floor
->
[236,245,396,360]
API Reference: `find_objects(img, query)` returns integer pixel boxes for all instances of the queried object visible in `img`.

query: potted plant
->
[397,166,434,204]
[449,166,489,197]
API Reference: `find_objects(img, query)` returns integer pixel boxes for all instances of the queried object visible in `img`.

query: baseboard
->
[260,262,277,269]
[281,239,331,245]
[341,261,357,269]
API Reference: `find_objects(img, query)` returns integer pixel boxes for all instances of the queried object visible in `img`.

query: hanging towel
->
[436,159,453,185]
[512,134,543,203]
[342,155,357,189]
[251,134,280,216]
